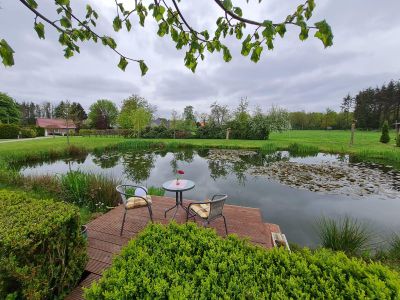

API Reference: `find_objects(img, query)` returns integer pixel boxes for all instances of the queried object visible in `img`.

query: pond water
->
[20,149,400,247]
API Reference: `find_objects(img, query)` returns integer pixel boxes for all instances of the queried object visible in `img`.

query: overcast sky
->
[1,0,400,118]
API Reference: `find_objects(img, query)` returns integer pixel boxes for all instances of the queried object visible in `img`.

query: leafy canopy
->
[2,0,333,75]
[88,99,118,129]
[117,95,154,132]
[0,92,21,124]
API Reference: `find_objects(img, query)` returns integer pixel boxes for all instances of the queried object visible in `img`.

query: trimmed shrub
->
[20,128,37,138]
[0,190,87,299]
[380,120,390,143]
[33,126,45,137]
[85,222,400,299]
[0,124,20,139]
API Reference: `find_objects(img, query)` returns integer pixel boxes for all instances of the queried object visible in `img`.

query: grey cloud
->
[1,0,400,117]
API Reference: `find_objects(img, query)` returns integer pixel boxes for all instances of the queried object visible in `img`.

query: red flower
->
[177,170,185,175]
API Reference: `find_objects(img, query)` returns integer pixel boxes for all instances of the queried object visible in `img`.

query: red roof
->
[36,118,76,129]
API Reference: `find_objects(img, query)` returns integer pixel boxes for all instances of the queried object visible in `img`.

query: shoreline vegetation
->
[0,130,399,168]
[1,130,400,281]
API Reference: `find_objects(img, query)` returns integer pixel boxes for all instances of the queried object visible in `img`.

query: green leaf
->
[171,28,179,42]
[276,24,286,38]
[125,19,132,32]
[200,30,209,40]
[233,7,243,17]
[118,57,128,71]
[34,22,45,39]
[56,0,70,5]
[60,17,72,28]
[222,46,232,62]
[157,21,168,37]
[0,39,15,67]
[250,45,263,63]
[223,0,233,11]
[314,20,333,47]
[64,47,74,58]
[113,17,122,32]
[27,0,38,9]
[153,5,165,22]
[139,60,148,76]
[261,20,275,39]
[299,26,309,41]
[241,34,252,56]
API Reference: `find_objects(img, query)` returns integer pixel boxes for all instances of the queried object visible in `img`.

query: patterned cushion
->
[190,203,210,218]
[126,195,152,209]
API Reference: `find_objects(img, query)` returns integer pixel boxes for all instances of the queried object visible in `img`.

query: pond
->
[20,148,400,247]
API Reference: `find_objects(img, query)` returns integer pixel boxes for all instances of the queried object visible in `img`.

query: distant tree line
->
[289,109,353,130]
[2,79,399,139]
[351,80,400,130]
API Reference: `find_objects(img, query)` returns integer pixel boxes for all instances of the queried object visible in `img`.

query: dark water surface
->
[20,149,400,247]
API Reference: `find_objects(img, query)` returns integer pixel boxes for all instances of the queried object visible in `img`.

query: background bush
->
[20,128,37,138]
[0,124,20,139]
[0,189,87,299]
[85,222,400,299]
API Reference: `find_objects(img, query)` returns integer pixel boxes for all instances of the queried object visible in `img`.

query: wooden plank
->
[85,259,109,275]
[80,273,101,288]
[87,230,129,246]
[88,247,115,265]
[88,237,122,254]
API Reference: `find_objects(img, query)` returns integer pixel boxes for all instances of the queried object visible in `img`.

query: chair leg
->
[120,209,127,236]
[148,205,153,222]
[222,215,228,236]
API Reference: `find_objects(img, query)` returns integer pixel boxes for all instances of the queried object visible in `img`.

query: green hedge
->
[85,222,400,299]
[0,190,87,299]
[20,128,37,138]
[0,124,20,139]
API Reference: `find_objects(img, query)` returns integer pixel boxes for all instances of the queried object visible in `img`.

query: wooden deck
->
[66,196,281,299]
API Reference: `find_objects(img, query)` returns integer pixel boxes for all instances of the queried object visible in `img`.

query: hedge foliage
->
[0,124,43,139]
[0,190,87,299]
[85,222,400,299]
[0,124,20,139]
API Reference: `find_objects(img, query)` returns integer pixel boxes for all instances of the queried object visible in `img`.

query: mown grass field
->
[0,130,399,166]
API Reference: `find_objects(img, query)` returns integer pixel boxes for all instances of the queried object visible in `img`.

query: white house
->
[36,118,76,136]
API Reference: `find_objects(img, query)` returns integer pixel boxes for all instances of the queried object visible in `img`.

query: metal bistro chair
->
[116,185,153,236]
[186,194,228,235]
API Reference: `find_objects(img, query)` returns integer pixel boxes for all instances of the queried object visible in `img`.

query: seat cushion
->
[126,195,152,209]
[190,203,210,218]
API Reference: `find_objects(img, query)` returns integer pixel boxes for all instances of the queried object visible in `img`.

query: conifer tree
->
[380,120,390,144]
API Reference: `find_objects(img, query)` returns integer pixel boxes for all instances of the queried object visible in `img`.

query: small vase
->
[176,178,180,185]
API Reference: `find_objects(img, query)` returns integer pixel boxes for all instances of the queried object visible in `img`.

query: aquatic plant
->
[61,171,120,211]
[287,143,319,157]
[148,186,165,196]
[388,234,400,261]
[316,216,373,256]
[260,143,278,154]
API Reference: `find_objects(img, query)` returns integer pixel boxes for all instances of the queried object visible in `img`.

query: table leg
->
[164,191,180,218]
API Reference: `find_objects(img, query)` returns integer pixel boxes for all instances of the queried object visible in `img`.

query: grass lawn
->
[0,130,399,166]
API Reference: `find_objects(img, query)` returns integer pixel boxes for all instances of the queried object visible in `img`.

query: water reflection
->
[18,149,400,246]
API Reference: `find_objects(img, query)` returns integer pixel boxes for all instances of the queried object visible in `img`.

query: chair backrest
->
[208,194,228,220]
[116,185,148,206]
